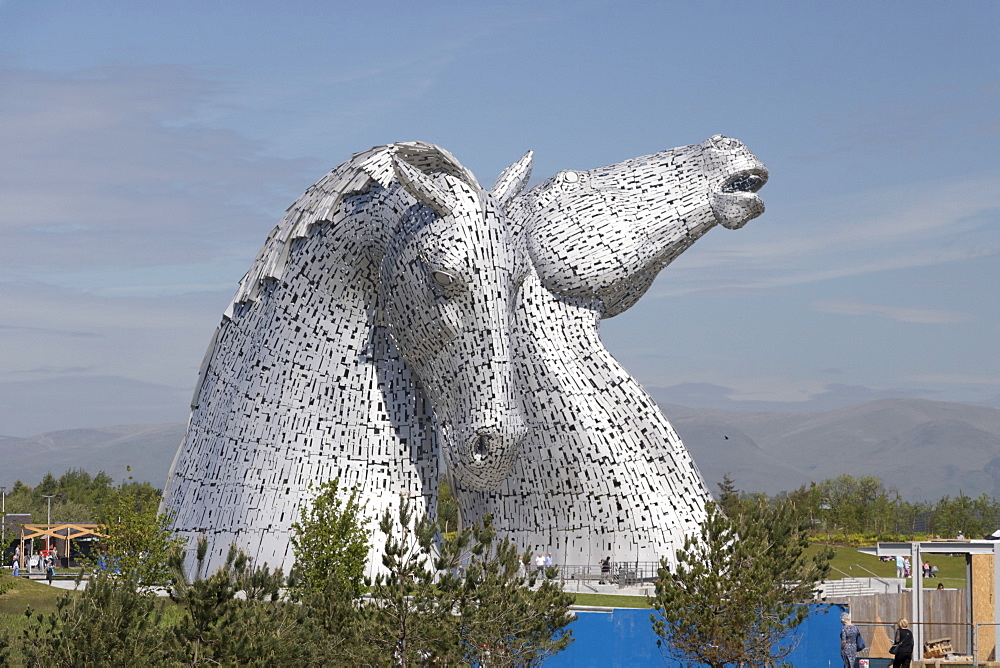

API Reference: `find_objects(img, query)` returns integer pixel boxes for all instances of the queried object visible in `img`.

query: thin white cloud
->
[0,280,227,390]
[811,299,974,324]
[7,365,93,376]
[647,175,1000,297]
[727,180,998,263]
[94,282,237,298]
[0,323,98,338]
[907,373,1000,386]
[0,65,314,275]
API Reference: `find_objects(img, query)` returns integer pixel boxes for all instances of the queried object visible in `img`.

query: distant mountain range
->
[2,399,998,503]
[0,423,185,492]
[663,398,1000,502]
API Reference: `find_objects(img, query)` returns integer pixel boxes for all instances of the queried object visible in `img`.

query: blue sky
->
[1,1,998,436]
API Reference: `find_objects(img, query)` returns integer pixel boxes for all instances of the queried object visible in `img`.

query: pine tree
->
[437,476,460,535]
[361,500,576,667]
[436,514,574,667]
[14,573,173,666]
[717,472,741,515]
[651,498,832,667]
[361,498,454,666]
[167,537,311,666]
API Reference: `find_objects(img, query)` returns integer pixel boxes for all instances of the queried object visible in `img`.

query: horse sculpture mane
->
[227,141,476,308]
[163,136,768,576]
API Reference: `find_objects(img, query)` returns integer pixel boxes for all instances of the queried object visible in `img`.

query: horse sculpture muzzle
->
[443,403,527,491]
[703,134,769,229]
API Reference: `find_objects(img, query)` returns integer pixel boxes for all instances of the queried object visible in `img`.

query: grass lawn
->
[0,570,79,635]
[571,593,651,608]
[572,545,970,608]
[808,543,967,588]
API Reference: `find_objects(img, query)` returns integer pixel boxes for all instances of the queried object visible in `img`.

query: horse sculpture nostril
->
[474,434,490,459]
[448,418,527,490]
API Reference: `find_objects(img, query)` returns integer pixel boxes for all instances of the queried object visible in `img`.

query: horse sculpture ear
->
[492,151,533,206]
[392,156,457,218]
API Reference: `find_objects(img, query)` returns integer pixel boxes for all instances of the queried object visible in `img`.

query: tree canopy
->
[3,493,576,667]
[652,496,833,667]
[288,478,369,600]
[95,482,183,589]
[2,468,159,526]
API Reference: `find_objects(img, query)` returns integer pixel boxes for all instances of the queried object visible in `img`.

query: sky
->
[1,1,998,437]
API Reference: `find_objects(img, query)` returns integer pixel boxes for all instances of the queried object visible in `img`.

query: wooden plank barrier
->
[830,590,968,656]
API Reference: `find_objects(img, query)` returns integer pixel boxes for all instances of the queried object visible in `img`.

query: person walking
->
[840,612,864,668]
[891,618,914,668]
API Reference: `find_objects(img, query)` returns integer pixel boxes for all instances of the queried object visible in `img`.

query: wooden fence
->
[828,590,970,657]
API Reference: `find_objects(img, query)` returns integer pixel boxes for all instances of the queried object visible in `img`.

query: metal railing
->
[555,561,661,588]
[847,563,894,589]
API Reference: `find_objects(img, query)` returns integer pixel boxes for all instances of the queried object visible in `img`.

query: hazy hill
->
[2,399,998,503]
[664,398,1000,502]
[0,423,185,490]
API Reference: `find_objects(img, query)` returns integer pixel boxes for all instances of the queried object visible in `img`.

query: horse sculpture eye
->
[432,270,457,286]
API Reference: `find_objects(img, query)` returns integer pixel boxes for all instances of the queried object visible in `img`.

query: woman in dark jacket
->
[892,618,914,668]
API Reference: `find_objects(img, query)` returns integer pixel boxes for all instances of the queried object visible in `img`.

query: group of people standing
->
[840,612,913,668]
[891,555,939,578]
[8,545,59,579]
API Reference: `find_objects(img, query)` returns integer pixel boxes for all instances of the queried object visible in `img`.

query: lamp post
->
[41,494,56,552]
[1,485,6,514]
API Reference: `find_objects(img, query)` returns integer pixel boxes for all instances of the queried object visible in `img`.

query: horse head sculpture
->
[379,152,533,490]
[163,142,533,574]
[518,134,767,316]
[455,135,769,565]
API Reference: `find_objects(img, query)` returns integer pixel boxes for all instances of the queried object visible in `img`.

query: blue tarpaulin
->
[545,603,847,667]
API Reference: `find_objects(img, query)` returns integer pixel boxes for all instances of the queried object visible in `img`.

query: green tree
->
[716,473,742,515]
[12,572,174,666]
[4,540,318,667]
[4,485,576,666]
[808,474,901,537]
[896,498,932,535]
[436,514,574,667]
[36,473,58,497]
[359,498,575,667]
[0,469,156,525]
[167,538,311,666]
[96,483,182,590]
[288,478,369,600]
[297,583,370,665]
[932,492,1000,538]
[437,476,460,534]
[362,497,453,666]
[651,499,833,667]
